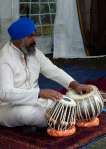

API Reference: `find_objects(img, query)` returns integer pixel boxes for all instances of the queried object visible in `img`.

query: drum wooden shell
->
[66,85,104,122]
[46,96,76,130]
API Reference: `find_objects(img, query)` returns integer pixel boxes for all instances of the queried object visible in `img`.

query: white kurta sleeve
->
[0,63,39,105]
[36,50,75,88]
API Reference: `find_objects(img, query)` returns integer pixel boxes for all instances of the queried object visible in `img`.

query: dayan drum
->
[46,96,76,137]
[66,85,104,124]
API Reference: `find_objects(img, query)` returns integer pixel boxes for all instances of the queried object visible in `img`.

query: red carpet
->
[0,105,105,149]
[86,77,106,92]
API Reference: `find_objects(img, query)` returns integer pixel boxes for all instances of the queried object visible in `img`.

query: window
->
[20,0,56,36]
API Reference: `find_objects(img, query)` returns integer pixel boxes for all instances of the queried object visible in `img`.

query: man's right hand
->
[38,89,63,101]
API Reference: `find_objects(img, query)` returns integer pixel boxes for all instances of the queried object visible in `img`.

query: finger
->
[85,86,92,93]
[86,88,91,93]
[53,92,63,99]
[55,95,62,100]
[50,95,61,101]
[75,89,83,95]
[57,93,63,99]
[79,88,87,94]
[81,88,91,94]
[50,96,57,101]
[79,90,83,95]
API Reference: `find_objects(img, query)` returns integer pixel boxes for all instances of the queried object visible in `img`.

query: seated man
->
[0,17,91,128]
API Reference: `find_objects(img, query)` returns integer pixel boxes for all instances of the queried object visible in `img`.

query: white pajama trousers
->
[0,98,55,127]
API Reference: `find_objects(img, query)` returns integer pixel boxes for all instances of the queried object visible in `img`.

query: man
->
[0,17,91,127]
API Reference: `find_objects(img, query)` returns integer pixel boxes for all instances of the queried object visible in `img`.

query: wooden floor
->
[46,53,106,70]
[52,56,106,70]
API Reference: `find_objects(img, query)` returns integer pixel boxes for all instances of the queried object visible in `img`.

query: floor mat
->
[0,107,106,149]
[39,64,106,89]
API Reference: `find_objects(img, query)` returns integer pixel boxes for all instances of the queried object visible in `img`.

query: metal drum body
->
[46,96,76,130]
[66,85,104,122]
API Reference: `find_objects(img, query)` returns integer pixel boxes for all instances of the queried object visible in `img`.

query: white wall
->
[0,0,19,48]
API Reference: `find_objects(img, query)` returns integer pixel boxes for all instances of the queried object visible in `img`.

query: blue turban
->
[8,17,37,40]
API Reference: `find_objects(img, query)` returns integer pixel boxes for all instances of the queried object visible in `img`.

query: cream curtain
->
[53,0,86,58]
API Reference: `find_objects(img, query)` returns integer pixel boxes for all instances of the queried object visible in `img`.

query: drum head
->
[66,85,98,101]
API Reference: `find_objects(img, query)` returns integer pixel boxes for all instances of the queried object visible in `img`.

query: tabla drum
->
[66,85,104,124]
[46,96,76,137]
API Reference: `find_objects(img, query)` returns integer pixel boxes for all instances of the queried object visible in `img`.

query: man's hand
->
[69,81,92,94]
[39,89,63,101]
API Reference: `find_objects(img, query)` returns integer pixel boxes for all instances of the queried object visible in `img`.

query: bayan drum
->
[66,85,104,127]
[46,96,76,137]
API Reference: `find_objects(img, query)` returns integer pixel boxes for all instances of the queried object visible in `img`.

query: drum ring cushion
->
[76,117,99,128]
[47,126,76,137]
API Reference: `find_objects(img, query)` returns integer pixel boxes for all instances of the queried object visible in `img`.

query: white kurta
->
[0,42,74,127]
[53,0,86,58]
